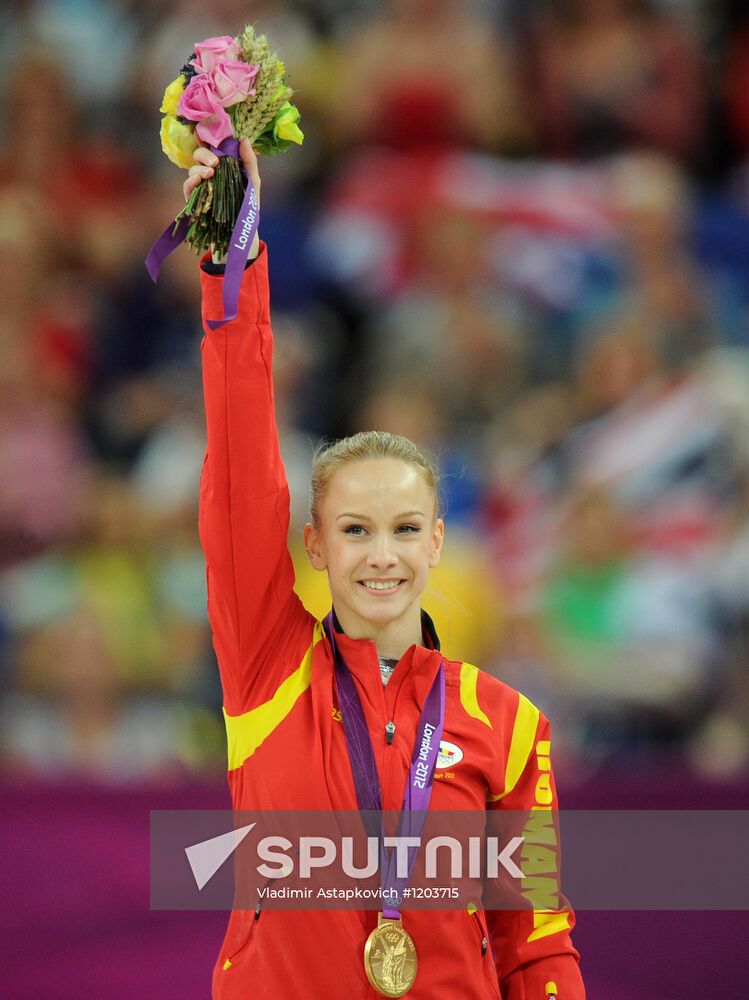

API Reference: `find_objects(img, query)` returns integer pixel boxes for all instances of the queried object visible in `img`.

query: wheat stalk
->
[234,25,293,143]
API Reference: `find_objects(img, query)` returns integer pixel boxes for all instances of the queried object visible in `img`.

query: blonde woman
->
[186,140,585,1000]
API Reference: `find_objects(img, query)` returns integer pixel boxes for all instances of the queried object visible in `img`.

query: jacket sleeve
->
[486,709,585,1000]
[199,243,312,716]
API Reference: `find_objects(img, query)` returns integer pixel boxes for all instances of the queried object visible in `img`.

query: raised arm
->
[191,143,312,717]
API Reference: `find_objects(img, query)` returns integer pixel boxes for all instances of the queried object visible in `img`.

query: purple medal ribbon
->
[144,136,260,330]
[323,612,445,920]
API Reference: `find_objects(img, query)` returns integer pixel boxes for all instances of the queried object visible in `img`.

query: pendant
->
[363,913,418,997]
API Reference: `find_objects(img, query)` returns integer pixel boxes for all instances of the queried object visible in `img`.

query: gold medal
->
[363,913,418,997]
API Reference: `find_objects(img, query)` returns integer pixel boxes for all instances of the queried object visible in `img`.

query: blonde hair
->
[310,431,441,527]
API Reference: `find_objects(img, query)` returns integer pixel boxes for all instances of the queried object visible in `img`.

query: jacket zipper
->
[224,897,266,969]
[470,909,488,954]
[469,908,500,998]
[373,639,403,809]
[374,642,437,806]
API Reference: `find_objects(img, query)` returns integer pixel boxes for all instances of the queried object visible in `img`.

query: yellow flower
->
[274,102,304,145]
[160,75,186,116]
[160,115,198,169]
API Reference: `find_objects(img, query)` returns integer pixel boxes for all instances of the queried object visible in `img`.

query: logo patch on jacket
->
[436,741,463,769]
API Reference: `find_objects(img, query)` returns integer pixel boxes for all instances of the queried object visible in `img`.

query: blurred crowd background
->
[2,0,749,789]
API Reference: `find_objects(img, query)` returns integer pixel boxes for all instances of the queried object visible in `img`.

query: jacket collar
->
[327,608,443,711]
[330,607,440,652]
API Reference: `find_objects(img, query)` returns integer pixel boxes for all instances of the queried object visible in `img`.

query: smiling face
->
[303,458,444,643]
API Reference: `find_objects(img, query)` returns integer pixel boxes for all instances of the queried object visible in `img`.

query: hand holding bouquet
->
[146,25,303,327]
[184,140,262,262]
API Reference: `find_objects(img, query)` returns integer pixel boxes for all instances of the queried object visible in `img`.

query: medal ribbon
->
[144,136,259,330]
[323,612,445,919]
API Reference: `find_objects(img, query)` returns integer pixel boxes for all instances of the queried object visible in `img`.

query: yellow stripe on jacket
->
[487,692,540,801]
[459,662,492,728]
[223,621,324,771]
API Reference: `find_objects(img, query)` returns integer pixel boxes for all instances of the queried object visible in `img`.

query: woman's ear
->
[303,522,327,571]
[428,518,445,568]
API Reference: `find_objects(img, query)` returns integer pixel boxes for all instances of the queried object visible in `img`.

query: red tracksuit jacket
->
[199,244,585,999]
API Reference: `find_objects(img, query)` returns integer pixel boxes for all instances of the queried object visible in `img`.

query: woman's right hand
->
[184,139,262,262]
[183,139,262,203]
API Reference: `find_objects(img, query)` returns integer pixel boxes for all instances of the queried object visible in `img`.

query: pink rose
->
[210,59,259,107]
[177,75,233,148]
[191,36,241,74]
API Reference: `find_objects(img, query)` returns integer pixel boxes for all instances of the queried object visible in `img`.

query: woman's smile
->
[357,577,406,594]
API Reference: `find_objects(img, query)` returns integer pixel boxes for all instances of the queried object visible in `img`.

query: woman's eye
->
[397,524,419,533]
[343,525,366,535]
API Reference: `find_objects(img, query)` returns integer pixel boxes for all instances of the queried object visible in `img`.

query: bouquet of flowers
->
[156,25,303,259]
[146,25,303,327]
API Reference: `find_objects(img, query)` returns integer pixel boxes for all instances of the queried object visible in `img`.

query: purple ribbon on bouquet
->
[323,611,445,920]
[144,136,259,330]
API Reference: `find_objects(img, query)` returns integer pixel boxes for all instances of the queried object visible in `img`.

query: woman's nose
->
[367,534,397,568]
